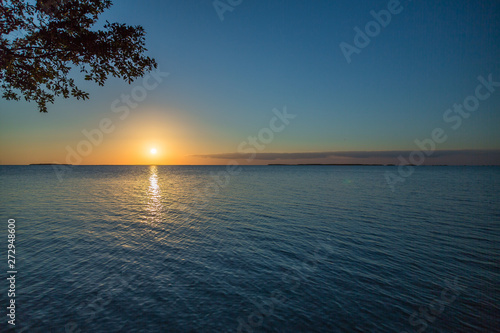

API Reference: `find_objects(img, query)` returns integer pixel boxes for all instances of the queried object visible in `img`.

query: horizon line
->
[2,164,500,167]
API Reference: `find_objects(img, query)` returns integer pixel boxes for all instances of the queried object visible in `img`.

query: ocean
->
[0,165,499,332]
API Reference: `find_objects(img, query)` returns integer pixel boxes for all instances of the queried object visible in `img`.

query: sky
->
[1,0,500,165]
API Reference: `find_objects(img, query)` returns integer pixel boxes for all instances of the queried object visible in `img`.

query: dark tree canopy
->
[0,0,157,112]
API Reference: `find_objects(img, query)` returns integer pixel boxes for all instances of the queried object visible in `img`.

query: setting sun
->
[150,148,157,155]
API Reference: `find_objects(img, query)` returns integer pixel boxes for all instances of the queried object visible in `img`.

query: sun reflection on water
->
[147,165,163,225]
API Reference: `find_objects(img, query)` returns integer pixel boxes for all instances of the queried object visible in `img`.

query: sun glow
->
[150,148,157,155]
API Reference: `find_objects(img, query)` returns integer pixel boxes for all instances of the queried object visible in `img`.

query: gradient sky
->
[1,0,500,165]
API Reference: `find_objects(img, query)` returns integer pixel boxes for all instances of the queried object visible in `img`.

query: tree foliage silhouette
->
[0,0,157,112]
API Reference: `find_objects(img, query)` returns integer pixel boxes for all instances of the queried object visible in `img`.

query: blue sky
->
[1,0,499,164]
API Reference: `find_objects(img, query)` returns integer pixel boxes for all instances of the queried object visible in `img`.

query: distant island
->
[267,164,465,166]
[268,163,397,166]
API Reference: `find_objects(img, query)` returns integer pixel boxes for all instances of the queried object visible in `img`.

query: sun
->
[150,148,157,155]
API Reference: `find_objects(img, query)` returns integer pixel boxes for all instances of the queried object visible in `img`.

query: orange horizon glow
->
[0,107,237,165]
[2,106,499,166]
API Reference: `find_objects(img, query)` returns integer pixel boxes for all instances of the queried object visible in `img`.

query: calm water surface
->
[0,165,499,332]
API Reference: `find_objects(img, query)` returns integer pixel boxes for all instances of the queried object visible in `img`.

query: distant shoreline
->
[268,163,397,166]
[268,163,396,166]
